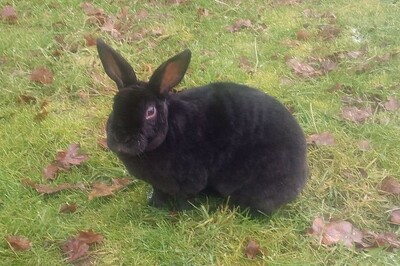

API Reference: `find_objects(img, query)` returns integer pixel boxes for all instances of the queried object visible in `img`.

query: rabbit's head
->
[96,39,191,155]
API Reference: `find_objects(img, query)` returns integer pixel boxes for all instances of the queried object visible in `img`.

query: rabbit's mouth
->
[107,134,148,156]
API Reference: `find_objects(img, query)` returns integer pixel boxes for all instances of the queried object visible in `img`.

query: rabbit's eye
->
[145,105,157,120]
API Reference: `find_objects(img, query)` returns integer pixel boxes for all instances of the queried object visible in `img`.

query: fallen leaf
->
[380,176,400,195]
[1,5,17,24]
[320,58,337,73]
[56,143,89,169]
[296,29,311,41]
[112,177,133,187]
[18,95,37,104]
[306,132,335,146]
[43,164,61,181]
[363,232,400,250]
[88,182,118,200]
[226,19,253,33]
[59,203,77,214]
[5,235,31,251]
[358,140,372,151]
[30,67,53,84]
[167,0,188,4]
[390,209,400,225]
[197,8,209,19]
[84,34,96,46]
[272,0,302,6]
[239,56,253,73]
[384,96,400,111]
[35,183,86,194]
[318,25,340,40]
[21,178,37,188]
[88,178,132,200]
[244,239,263,259]
[77,230,104,244]
[287,58,321,78]
[341,106,372,123]
[62,238,89,263]
[135,9,148,20]
[307,217,363,248]
[34,108,49,122]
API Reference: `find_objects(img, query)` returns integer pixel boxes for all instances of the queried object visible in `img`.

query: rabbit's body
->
[97,39,308,214]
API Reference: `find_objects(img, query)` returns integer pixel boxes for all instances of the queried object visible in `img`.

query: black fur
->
[97,39,308,214]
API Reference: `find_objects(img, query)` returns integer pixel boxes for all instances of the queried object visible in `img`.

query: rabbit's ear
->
[96,39,137,89]
[148,49,191,94]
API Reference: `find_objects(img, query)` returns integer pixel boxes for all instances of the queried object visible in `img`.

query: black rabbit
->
[97,39,308,214]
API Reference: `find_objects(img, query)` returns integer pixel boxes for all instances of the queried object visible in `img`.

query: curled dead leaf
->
[43,164,61,181]
[62,238,89,263]
[1,5,17,24]
[244,239,263,259]
[18,95,37,105]
[88,178,132,200]
[390,209,400,225]
[287,58,321,78]
[384,96,400,111]
[56,143,89,169]
[30,67,53,85]
[341,106,372,123]
[358,140,372,151]
[226,19,253,33]
[306,132,335,146]
[77,230,104,244]
[59,203,77,214]
[307,217,364,248]
[35,182,86,194]
[5,235,31,251]
[380,176,400,195]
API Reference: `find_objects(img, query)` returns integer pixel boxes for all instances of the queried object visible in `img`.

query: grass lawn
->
[1,0,399,265]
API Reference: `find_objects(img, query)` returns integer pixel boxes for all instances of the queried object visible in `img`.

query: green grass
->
[1,0,399,265]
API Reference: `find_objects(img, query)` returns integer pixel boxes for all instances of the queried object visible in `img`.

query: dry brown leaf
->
[62,238,90,263]
[167,0,189,5]
[112,177,133,187]
[363,232,400,250]
[306,132,335,146]
[43,164,61,181]
[226,19,253,33]
[390,209,400,225]
[380,176,400,195]
[61,230,103,263]
[21,178,37,188]
[59,203,77,214]
[244,239,263,259]
[135,9,149,20]
[384,96,400,111]
[77,230,104,244]
[18,95,37,105]
[197,8,210,19]
[358,140,372,151]
[35,182,85,194]
[30,67,53,84]
[88,182,118,200]
[56,143,89,169]
[5,235,31,251]
[318,25,340,40]
[239,56,253,73]
[88,178,132,200]
[296,29,311,41]
[287,58,321,78]
[84,34,96,46]
[307,217,363,247]
[341,106,372,123]
[1,5,17,24]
